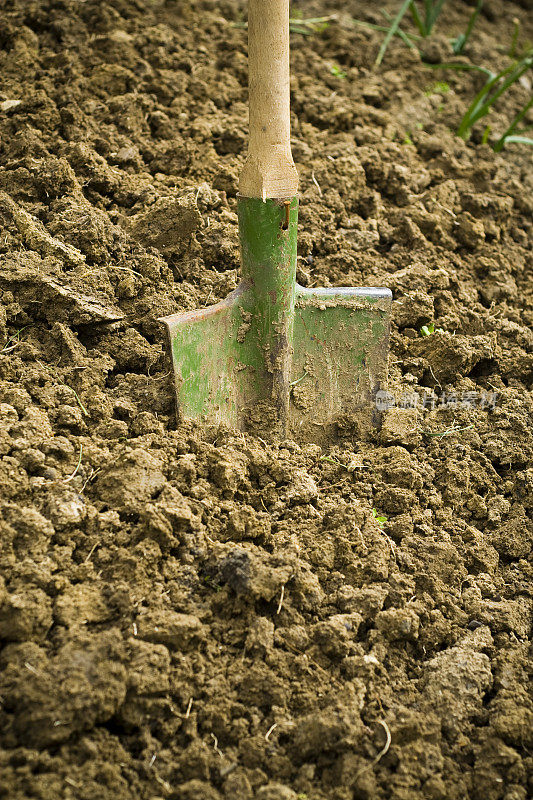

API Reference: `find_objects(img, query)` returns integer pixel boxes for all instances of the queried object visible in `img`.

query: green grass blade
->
[424,0,432,30]
[457,51,532,140]
[352,18,422,41]
[425,61,494,78]
[457,71,502,137]
[410,3,426,36]
[469,57,532,127]
[374,0,414,68]
[380,9,416,49]
[424,0,447,34]
[494,95,533,149]
[509,17,520,57]
[501,135,533,146]
[453,0,484,54]
[289,24,311,34]
[289,17,332,34]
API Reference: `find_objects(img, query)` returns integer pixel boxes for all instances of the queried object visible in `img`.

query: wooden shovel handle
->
[239,0,299,200]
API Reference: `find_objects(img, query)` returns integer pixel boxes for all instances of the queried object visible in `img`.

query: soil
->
[0,1,532,799]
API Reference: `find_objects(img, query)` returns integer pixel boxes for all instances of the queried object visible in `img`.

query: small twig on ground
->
[219,763,238,778]
[425,423,474,438]
[185,697,193,718]
[84,542,98,563]
[80,467,95,493]
[383,532,397,559]
[1,327,27,353]
[112,265,143,278]
[427,364,442,390]
[373,720,392,766]
[357,719,392,777]
[265,723,278,741]
[276,584,285,615]
[210,733,223,758]
[311,171,322,196]
[154,774,172,793]
[63,444,83,483]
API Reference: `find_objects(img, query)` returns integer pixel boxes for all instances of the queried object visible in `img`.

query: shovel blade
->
[289,286,392,441]
[161,286,246,428]
[160,284,391,441]
[161,283,281,431]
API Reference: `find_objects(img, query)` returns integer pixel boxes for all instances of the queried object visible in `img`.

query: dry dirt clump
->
[0,1,532,799]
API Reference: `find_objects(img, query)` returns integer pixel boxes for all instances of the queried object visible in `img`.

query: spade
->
[160,0,392,441]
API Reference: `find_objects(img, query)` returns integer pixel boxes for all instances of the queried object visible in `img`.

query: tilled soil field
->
[0,1,532,798]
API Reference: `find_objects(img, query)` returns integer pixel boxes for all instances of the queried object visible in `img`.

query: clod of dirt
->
[218,547,293,603]
[0,254,125,326]
[47,197,127,265]
[0,586,52,642]
[455,212,486,249]
[54,584,111,627]
[313,613,363,658]
[136,609,205,650]
[94,448,166,508]
[140,484,204,552]
[0,504,54,558]
[380,407,420,448]
[375,606,420,641]
[224,504,272,544]
[0,631,126,747]
[393,290,434,329]
[45,489,87,530]
[0,191,86,267]
[128,196,202,257]
[126,638,171,695]
[421,641,493,738]
[410,332,496,384]
[256,784,297,800]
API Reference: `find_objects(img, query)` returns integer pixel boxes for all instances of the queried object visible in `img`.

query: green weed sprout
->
[434,48,533,143]
[410,0,447,37]
[509,18,520,58]
[507,17,532,59]
[452,0,484,55]
[420,322,444,336]
[361,0,484,68]
[330,63,347,78]
[351,18,422,51]
[424,80,450,95]
[374,0,450,67]
[372,508,388,527]
[374,0,417,68]
[289,16,332,35]
[494,95,533,151]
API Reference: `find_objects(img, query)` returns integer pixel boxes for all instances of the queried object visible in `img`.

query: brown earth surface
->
[0,0,532,798]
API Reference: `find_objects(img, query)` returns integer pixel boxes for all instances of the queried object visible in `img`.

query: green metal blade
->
[161,285,246,427]
[290,285,391,440]
[159,196,392,441]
